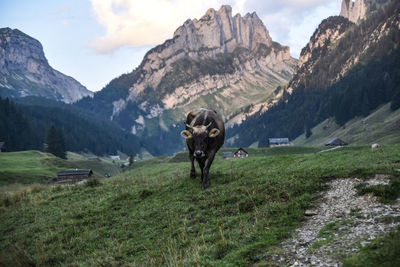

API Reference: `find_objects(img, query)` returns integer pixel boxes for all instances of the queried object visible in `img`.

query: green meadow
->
[0,146,399,266]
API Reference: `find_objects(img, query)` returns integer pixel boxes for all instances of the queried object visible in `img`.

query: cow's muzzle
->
[194,150,205,158]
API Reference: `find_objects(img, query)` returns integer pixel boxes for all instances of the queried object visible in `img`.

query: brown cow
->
[181,108,225,189]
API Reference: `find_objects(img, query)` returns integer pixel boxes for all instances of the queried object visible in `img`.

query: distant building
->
[56,169,93,183]
[268,138,290,147]
[88,157,101,162]
[222,152,234,159]
[0,142,5,152]
[325,138,348,146]
[110,155,120,161]
[234,148,249,158]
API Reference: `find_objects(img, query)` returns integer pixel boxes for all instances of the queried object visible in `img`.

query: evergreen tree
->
[305,125,313,139]
[129,154,134,167]
[46,126,66,159]
[391,89,400,111]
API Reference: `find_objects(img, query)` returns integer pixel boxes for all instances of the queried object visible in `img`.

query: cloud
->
[242,0,341,57]
[89,0,341,56]
[89,0,237,53]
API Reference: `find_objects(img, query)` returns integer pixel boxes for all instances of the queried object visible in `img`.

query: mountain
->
[77,5,296,155]
[340,0,389,23]
[0,28,92,103]
[227,0,400,147]
[0,96,141,156]
[293,103,400,146]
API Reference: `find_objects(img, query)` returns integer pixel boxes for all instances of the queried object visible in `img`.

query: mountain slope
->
[293,103,400,146]
[227,0,400,147]
[0,28,92,103]
[77,5,297,155]
[0,96,141,156]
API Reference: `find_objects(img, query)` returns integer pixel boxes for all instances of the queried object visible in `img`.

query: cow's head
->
[181,123,220,158]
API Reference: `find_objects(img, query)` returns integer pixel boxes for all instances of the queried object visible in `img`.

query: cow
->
[180,108,225,189]
[371,143,380,149]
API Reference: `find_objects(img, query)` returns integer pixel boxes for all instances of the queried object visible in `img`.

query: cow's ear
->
[181,130,193,139]
[208,128,220,138]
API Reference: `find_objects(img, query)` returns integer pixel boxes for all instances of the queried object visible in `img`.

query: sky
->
[0,0,342,92]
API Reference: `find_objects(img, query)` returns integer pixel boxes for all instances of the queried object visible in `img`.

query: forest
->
[0,96,142,156]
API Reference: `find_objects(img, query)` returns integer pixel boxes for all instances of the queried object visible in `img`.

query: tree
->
[391,89,400,111]
[305,125,313,139]
[128,154,135,167]
[46,126,66,159]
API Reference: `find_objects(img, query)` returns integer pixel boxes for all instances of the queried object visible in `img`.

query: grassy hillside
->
[0,151,124,187]
[293,103,400,146]
[0,151,75,186]
[1,146,399,266]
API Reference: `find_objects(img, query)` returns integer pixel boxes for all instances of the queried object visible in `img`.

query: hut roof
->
[234,147,248,154]
[325,138,348,146]
[57,169,93,176]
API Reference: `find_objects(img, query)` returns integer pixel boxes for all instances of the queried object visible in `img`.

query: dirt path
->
[274,175,400,266]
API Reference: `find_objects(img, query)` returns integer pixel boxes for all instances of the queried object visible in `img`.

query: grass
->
[0,150,123,187]
[343,227,400,267]
[0,146,400,266]
[293,103,400,146]
[0,150,75,186]
[355,179,400,203]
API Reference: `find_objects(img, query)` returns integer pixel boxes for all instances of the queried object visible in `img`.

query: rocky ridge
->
[272,0,398,99]
[107,5,296,137]
[340,0,390,23]
[0,28,92,103]
[340,0,368,23]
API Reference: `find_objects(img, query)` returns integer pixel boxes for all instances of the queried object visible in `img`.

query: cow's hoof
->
[202,182,210,190]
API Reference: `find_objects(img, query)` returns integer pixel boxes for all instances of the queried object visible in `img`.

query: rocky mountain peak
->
[340,0,389,23]
[171,5,272,55]
[340,0,368,23]
[0,28,93,103]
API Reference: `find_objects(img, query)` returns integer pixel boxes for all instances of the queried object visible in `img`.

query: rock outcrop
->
[340,0,390,23]
[0,28,92,103]
[88,5,297,154]
[340,0,368,23]
[286,16,354,94]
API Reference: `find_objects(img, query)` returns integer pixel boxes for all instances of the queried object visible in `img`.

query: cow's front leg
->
[202,151,216,190]
[198,157,205,183]
[189,150,196,179]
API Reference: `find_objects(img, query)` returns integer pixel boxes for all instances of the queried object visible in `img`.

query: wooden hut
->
[268,138,290,147]
[325,138,348,146]
[234,148,249,158]
[56,169,93,183]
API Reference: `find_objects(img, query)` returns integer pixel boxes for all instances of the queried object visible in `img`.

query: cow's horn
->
[186,124,193,129]
[206,122,212,129]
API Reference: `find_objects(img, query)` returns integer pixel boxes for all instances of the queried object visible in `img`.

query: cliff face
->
[286,16,354,94]
[126,5,295,103]
[340,0,368,23]
[340,0,389,23]
[89,5,297,153]
[0,28,92,103]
